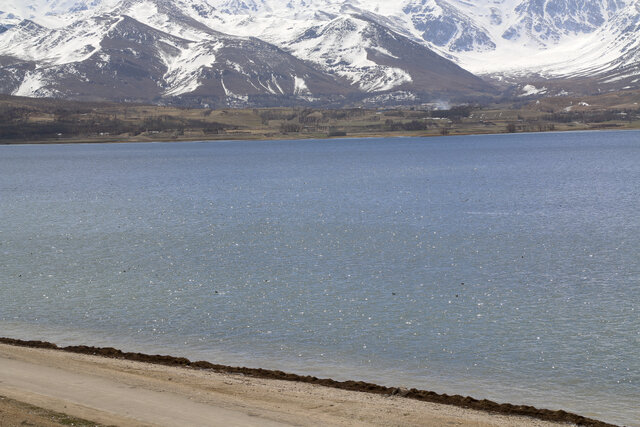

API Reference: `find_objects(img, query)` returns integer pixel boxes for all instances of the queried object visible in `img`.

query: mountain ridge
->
[0,0,638,106]
[0,0,497,106]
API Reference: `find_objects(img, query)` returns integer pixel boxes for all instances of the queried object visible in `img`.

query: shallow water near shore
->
[1,132,639,426]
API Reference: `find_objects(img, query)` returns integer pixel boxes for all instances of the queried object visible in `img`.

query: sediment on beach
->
[0,338,615,427]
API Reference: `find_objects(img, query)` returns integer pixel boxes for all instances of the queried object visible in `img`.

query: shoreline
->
[0,337,615,427]
[1,125,639,146]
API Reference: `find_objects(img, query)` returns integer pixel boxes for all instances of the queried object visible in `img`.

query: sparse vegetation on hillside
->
[1,92,639,144]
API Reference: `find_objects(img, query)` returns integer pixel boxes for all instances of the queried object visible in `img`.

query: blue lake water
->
[1,131,639,425]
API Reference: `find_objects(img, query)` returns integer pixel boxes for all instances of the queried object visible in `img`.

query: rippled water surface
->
[1,132,639,425]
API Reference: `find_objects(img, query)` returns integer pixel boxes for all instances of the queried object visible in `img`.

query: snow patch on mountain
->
[13,70,47,96]
[162,41,221,96]
[293,75,310,95]
[519,84,547,97]
[127,0,158,24]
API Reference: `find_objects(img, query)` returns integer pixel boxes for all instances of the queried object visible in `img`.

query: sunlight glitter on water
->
[1,132,639,426]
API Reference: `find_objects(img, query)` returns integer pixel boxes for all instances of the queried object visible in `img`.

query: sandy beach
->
[0,341,613,427]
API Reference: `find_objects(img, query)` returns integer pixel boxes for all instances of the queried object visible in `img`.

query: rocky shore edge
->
[0,337,616,427]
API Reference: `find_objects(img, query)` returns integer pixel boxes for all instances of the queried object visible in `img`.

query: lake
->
[1,131,639,425]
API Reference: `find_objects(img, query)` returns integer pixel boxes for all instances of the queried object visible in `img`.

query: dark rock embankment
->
[0,337,617,427]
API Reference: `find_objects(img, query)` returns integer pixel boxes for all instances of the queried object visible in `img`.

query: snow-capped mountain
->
[0,0,494,105]
[0,0,638,105]
[0,14,348,103]
[413,0,638,78]
[196,0,640,80]
[284,14,490,95]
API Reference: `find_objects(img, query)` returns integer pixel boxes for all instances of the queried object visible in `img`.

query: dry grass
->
[1,91,639,144]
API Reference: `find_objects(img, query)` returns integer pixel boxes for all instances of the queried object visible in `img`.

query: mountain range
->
[0,0,638,107]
